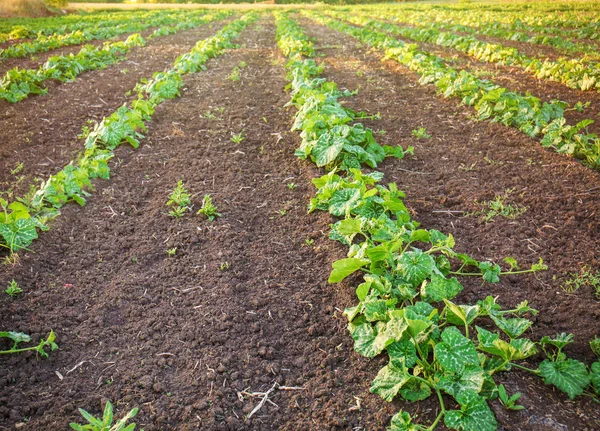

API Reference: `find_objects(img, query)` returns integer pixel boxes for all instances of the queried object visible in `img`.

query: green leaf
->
[434,327,479,373]
[329,257,369,283]
[312,131,345,167]
[445,301,480,327]
[0,217,38,251]
[476,327,537,361]
[388,339,418,368]
[444,390,497,431]
[349,322,379,358]
[399,378,431,402]
[478,262,501,283]
[387,410,425,431]
[370,361,410,402]
[437,365,485,398]
[422,275,463,303]
[590,362,600,394]
[490,314,532,339]
[397,249,437,286]
[328,188,362,217]
[538,358,590,399]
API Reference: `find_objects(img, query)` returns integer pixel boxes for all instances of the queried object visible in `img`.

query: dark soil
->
[0,12,599,431]
[300,16,600,430]
[0,19,230,199]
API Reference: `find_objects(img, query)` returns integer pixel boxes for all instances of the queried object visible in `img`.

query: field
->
[1,2,600,430]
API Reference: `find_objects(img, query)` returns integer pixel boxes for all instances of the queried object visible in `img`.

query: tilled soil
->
[0,13,599,431]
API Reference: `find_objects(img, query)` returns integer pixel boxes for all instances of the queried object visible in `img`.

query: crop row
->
[312,11,600,171]
[0,13,257,356]
[376,5,600,43]
[0,10,209,60]
[0,10,168,43]
[356,5,600,61]
[0,11,232,103]
[344,11,600,93]
[382,2,600,31]
[275,12,600,431]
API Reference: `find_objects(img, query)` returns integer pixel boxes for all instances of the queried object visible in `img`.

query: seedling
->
[411,127,431,139]
[220,262,230,271]
[231,131,245,144]
[197,195,221,221]
[471,188,527,222]
[227,67,241,82]
[238,61,247,68]
[278,209,287,216]
[166,247,177,257]
[561,267,600,298]
[166,181,191,218]
[5,279,22,297]
[0,330,57,357]
[497,385,524,411]
[287,183,297,190]
[69,401,138,431]
[305,238,314,246]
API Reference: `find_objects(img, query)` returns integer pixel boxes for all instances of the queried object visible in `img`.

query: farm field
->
[1,2,600,430]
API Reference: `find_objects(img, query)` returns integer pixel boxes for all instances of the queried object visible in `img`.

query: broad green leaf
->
[490,314,532,339]
[397,249,437,286]
[538,359,590,399]
[387,411,425,431]
[445,301,480,326]
[349,322,378,358]
[363,299,390,322]
[312,132,345,167]
[399,378,431,402]
[444,390,497,431]
[540,333,574,351]
[388,339,418,368]
[0,331,31,344]
[437,365,485,398]
[422,275,463,303]
[328,188,362,217]
[372,318,408,355]
[337,217,362,237]
[0,218,38,251]
[434,327,479,373]
[328,257,369,283]
[370,361,410,402]
[476,326,537,362]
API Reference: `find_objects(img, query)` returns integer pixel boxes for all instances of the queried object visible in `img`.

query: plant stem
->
[427,389,447,431]
[509,362,539,374]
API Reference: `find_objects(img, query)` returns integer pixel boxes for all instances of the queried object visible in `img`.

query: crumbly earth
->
[0,14,599,431]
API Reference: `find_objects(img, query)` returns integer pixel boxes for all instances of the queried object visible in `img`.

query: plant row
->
[0,10,168,43]
[276,11,600,431]
[377,2,600,32]
[348,11,600,92]
[0,11,231,104]
[311,11,600,171]
[0,10,207,60]
[357,6,600,62]
[376,5,600,43]
[0,13,258,357]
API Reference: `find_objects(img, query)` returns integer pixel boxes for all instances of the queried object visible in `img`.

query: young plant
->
[5,279,22,297]
[411,127,431,139]
[227,66,241,82]
[230,130,245,144]
[0,330,57,357]
[287,182,297,190]
[69,401,138,431]
[562,267,600,298]
[165,247,177,257]
[197,195,221,221]
[471,188,527,222]
[166,181,191,218]
[497,385,524,411]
